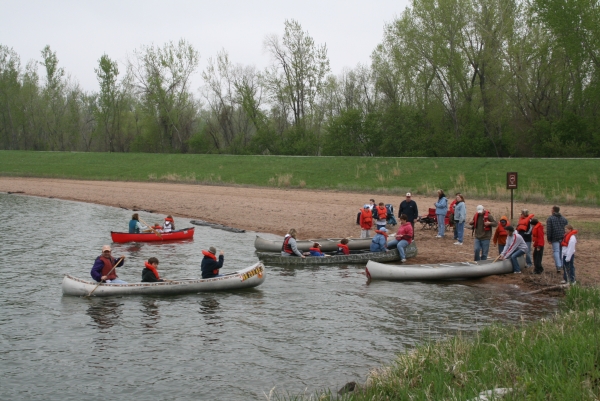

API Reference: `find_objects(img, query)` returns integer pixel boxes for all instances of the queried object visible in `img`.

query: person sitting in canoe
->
[386,214,413,262]
[201,247,225,278]
[370,227,389,252]
[142,257,164,282]
[129,213,148,234]
[336,238,350,255]
[308,242,325,257]
[90,245,127,284]
[281,228,305,258]
[163,216,175,233]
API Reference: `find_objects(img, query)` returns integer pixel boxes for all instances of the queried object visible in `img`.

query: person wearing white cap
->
[468,205,498,261]
[398,192,418,238]
[90,245,127,284]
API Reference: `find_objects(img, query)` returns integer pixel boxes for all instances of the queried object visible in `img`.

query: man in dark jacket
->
[399,193,418,239]
[201,246,225,278]
[546,205,568,272]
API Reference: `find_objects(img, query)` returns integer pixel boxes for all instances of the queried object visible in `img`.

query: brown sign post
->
[507,172,518,220]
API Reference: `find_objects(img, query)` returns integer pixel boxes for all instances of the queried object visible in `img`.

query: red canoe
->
[110,228,195,243]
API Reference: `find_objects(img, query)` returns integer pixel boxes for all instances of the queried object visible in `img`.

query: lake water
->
[0,193,558,400]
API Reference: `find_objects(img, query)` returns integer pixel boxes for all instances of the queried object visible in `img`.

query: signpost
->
[507,172,518,220]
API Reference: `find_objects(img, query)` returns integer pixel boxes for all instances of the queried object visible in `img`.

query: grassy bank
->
[1,151,599,206]
[278,286,600,400]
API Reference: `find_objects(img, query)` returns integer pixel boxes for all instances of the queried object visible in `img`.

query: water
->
[0,193,558,400]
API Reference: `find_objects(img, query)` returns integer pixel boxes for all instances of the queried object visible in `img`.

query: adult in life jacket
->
[370,227,389,253]
[163,215,175,233]
[201,246,225,278]
[493,215,509,254]
[374,202,388,230]
[469,205,498,261]
[516,209,535,268]
[141,257,165,282]
[90,245,127,284]
[281,228,305,258]
[129,213,147,234]
[359,205,374,238]
[561,224,578,284]
[336,238,350,255]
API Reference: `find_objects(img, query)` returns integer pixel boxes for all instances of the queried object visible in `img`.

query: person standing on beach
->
[449,193,460,240]
[469,205,497,261]
[531,218,545,274]
[374,202,388,230]
[493,216,509,254]
[546,205,568,273]
[434,190,448,238]
[561,224,578,284]
[359,205,374,238]
[398,193,418,239]
[452,194,466,245]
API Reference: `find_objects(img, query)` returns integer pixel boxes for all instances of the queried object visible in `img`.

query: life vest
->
[561,230,578,247]
[144,261,160,280]
[309,247,323,256]
[496,223,507,237]
[99,256,118,280]
[375,206,387,220]
[282,235,294,254]
[163,220,173,232]
[337,243,350,255]
[129,219,139,234]
[473,211,491,231]
[374,229,388,241]
[202,250,217,260]
[516,214,534,233]
[360,209,373,229]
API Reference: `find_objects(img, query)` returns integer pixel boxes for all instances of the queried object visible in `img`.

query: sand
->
[2,177,598,294]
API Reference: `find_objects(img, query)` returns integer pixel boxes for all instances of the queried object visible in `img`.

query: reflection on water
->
[0,193,559,401]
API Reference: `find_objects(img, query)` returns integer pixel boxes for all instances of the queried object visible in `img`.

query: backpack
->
[385,204,394,219]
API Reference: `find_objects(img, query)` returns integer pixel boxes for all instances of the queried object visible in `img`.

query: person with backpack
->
[359,205,374,238]
[434,190,448,238]
[516,209,535,268]
[374,202,388,230]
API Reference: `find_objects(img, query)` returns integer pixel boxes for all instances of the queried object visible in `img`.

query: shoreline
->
[2,176,599,293]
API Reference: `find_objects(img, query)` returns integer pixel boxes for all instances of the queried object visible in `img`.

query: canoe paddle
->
[86,256,125,297]
[139,217,163,238]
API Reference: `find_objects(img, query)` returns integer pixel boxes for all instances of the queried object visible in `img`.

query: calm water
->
[0,193,558,400]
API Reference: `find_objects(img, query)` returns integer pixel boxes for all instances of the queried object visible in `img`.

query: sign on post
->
[506,172,518,219]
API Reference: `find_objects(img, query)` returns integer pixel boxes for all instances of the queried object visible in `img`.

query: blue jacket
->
[309,249,325,257]
[435,197,448,215]
[370,233,387,252]
[453,201,466,223]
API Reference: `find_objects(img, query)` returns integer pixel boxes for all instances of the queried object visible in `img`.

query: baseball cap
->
[406,192,412,197]
[476,205,484,213]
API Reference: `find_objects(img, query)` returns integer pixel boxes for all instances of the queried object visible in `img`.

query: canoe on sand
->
[62,262,265,297]
[111,228,195,243]
[256,243,418,265]
[254,235,372,253]
[365,256,525,281]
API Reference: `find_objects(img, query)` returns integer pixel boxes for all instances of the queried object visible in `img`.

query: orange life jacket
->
[144,261,160,280]
[337,243,350,255]
[375,206,387,220]
[516,214,534,232]
[360,209,373,229]
[561,230,578,247]
[375,229,388,241]
[202,250,217,260]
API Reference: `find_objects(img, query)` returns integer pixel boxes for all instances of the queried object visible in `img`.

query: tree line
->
[1,0,599,157]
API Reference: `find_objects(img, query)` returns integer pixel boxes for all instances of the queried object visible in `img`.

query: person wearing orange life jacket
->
[370,227,389,252]
[281,228,305,258]
[561,225,578,284]
[308,243,325,257]
[359,205,374,238]
[493,216,509,254]
[163,215,175,233]
[374,202,388,230]
[469,205,498,261]
[142,257,165,282]
[201,246,225,278]
[516,209,535,268]
[90,245,126,284]
[337,238,350,255]
[531,218,545,274]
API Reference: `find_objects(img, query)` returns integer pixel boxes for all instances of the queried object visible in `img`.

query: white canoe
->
[365,257,525,281]
[62,262,265,297]
[254,235,373,252]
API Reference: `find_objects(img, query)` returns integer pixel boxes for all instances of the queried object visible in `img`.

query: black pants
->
[533,246,544,273]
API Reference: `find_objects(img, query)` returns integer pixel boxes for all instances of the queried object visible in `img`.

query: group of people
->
[129,213,176,234]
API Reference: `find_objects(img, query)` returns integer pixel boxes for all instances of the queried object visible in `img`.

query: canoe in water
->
[110,228,195,243]
[257,243,418,265]
[254,235,372,253]
[62,262,265,297]
[365,256,525,281]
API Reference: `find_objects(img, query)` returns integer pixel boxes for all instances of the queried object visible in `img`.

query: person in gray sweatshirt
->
[499,226,528,273]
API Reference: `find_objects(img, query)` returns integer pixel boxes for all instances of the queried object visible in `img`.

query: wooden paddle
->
[87,256,125,297]
[139,217,163,238]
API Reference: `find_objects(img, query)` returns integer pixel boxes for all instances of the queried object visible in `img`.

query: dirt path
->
[2,177,598,293]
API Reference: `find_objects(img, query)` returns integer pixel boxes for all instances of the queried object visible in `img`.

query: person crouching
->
[370,227,388,252]
[142,257,164,282]
[201,246,224,278]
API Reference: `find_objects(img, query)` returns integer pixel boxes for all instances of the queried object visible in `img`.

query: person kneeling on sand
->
[498,226,528,274]
[281,228,305,258]
[370,227,389,252]
[142,257,165,282]
[386,214,413,262]
[201,247,225,278]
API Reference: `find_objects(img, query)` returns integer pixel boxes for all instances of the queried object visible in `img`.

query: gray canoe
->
[257,243,418,265]
[62,262,265,297]
[365,256,525,281]
[254,235,373,253]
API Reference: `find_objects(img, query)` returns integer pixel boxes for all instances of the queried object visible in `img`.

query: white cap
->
[406,192,412,197]
[477,205,484,213]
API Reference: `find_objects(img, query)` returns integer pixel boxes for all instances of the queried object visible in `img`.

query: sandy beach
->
[1,177,598,293]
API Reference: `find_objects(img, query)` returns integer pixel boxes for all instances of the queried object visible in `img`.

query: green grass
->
[1,151,600,206]
[272,286,600,400]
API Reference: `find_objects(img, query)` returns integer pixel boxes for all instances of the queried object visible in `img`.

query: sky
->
[0,0,410,93]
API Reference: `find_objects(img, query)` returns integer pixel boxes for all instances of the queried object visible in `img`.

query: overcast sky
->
[1,0,410,93]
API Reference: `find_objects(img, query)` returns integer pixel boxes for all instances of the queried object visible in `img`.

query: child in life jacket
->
[336,238,350,255]
[163,215,175,232]
[493,215,509,253]
[142,257,164,282]
[308,242,325,257]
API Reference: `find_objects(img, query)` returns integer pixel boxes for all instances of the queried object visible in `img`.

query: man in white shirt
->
[499,226,528,273]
